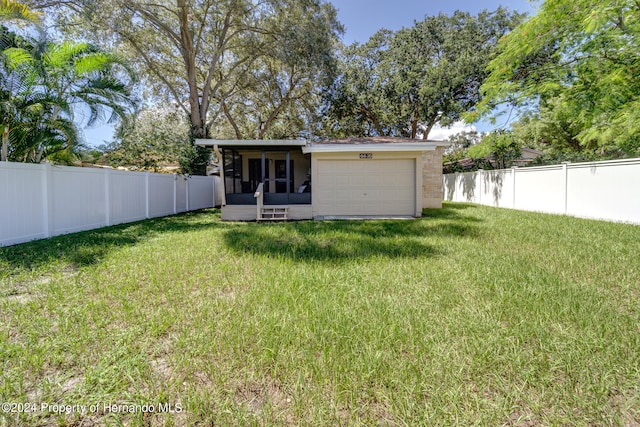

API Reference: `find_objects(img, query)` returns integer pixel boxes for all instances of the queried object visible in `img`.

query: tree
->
[1,0,39,160]
[7,39,134,161]
[1,0,135,162]
[210,2,341,140]
[475,0,640,155]
[102,105,195,172]
[1,32,81,163]
[467,130,521,170]
[324,8,523,139]
[323,30,398,137]
[1,35,135,162]
[30,0,342,173]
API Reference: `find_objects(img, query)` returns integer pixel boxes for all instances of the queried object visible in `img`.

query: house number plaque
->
[359,153,373,159]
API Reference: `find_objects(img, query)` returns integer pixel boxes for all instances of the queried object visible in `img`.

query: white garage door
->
[316,159,416,216]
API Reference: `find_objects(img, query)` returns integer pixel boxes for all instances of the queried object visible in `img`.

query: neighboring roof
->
[520,147,546,159]
[195,139,306,147]
[443,147,546,171]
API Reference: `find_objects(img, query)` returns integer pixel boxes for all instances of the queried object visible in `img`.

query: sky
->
[83,0,538,146]
[331,0,537,45]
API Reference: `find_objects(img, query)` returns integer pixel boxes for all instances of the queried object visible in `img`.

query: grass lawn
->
[1,203,639,426]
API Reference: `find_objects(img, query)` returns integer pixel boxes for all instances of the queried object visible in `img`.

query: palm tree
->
[1,0,135,163]
[0,0,40,22]
[1,35,80,162]
[0,0,40,161]
[24,39,135,162]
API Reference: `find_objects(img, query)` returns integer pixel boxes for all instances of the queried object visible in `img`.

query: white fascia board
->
[301,142,450,154]
[196,139,307,147]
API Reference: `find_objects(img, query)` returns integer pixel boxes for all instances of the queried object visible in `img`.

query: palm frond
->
[0,0,41,24]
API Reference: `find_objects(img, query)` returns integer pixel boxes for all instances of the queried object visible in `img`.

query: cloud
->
[426,121,477,140]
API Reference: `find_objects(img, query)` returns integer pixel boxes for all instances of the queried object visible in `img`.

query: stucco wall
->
[422,147,444,209]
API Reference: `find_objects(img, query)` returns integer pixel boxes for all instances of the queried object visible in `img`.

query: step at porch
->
[258,205,289,221]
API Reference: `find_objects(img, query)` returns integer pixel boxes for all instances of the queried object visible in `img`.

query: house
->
[196,137,450,220]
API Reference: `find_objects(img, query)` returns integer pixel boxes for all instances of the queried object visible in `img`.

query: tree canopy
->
[29,0,343,172]
[102,105,194,173]
[475,0,640,156]
[324,8,523,139]
[1,0,134,162]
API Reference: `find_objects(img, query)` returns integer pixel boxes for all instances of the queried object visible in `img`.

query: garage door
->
[316,159,416,216]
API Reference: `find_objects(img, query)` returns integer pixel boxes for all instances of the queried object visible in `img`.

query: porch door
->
[248,159,269,192]
[275,160,294,193]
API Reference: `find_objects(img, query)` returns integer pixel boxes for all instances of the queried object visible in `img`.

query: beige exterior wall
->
[421,147,444,209]
[311,151,425,217]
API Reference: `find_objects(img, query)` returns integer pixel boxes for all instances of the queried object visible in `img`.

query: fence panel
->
[175,176,187,213]
[50,166,108,235]
[0,163,46,246]
[444,158,640,224]
[566,160,640,223]
[480,169,514,208]
[148,173,175,218]
[188,176,214,211]
[109,170,147,225]
[0,162,217,246]
[513,166,565,215]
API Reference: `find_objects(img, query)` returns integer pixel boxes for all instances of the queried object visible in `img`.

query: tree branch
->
[122,34,189,116]
[221,99,242,139]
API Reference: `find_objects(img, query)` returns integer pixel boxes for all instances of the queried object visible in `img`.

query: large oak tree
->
[324,8,523,139]
[29,0,342,172]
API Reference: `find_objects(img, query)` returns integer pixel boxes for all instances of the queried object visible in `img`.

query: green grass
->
[1,203,639,426]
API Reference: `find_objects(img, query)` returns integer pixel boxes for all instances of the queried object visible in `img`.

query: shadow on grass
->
[0,209,221,276]
[222,214,482,262]
[1,204,484,273]
[423,202,479,219]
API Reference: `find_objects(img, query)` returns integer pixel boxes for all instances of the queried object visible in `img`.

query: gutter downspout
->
[214,144,227,206]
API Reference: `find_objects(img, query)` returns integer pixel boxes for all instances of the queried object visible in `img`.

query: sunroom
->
[196,139,313,221]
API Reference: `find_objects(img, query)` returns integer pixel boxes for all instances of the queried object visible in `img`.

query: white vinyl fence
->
[1,162,219,246]
[444,158,640,224]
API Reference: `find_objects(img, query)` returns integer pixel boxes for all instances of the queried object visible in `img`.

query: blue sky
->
[332,0,537,45]
[84,0,538,146]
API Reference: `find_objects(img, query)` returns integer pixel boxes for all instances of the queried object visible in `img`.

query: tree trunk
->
[360,106,385,136]
[422,116,437,140]
[2,125,9,161]
[410,102,420,138]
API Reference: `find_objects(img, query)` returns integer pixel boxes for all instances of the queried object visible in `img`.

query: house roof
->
[303,137,449,154]
[195,139,306,147]
[195,137,450,153]
[314,136,445,144]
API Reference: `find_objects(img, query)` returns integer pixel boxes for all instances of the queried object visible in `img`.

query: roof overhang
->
[301,142,450,154]
[195,139,307,147]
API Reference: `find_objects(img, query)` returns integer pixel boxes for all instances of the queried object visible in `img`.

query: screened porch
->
[221,146,311,206]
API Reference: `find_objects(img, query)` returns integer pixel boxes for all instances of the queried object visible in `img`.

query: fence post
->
[42,162,53,238]
[173,173,177,214]
[105,168,111,226]
[477,169,483,205]
[512,167,517,209]
[562,162,569,214]
[185,175,190,211]
[145,171,150,219]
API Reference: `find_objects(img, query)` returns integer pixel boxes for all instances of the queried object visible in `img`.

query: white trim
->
[196,139,307,147]
[302,142,449,154]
